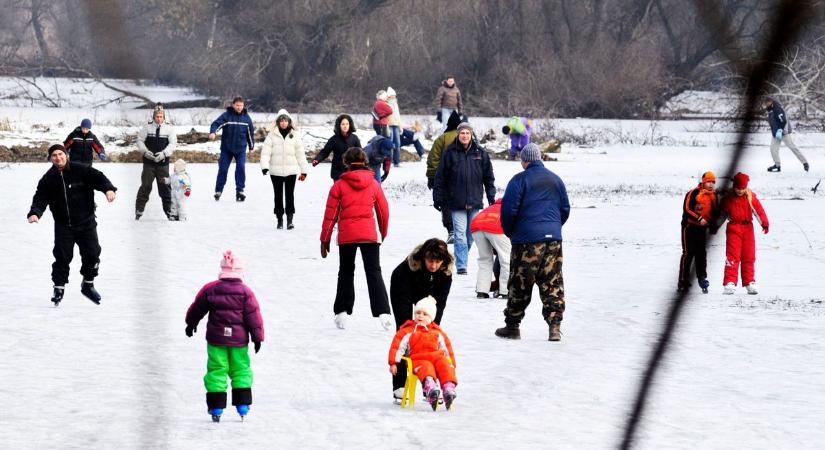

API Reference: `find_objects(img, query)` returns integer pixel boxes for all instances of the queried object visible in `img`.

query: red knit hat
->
[733,172,749,189]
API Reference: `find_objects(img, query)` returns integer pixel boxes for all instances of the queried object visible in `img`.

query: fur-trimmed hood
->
[406,243,454,276]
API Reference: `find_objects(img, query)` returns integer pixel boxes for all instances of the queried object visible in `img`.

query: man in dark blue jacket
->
[209,97,255,201]
[28,144,117,306]
[495,143,570,341]
[763,98,809,173]
[433,122,496,275]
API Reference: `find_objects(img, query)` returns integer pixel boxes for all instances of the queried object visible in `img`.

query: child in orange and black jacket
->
[678,171,719,293]
[718,172,769,295]
[388,296,457,411]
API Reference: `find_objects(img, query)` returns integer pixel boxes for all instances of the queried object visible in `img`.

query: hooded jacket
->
[681,184,718,226]
[185,278,265,347]
[210,106,255,153]
[388,320,456,366]
[314,115,361,181]
[260,109,308,177]
[500,161,570,244]
[28,162,117,227]
[433,138,496,211]
[426,111,462,178]
[320,168,389,245]
[390,246,453,325]
[63,127,105,164]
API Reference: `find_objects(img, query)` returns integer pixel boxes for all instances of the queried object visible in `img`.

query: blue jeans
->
[390,126,401,165]
[440,108,456,132]
[216,149,246,193]
[370,164,382,183]
[401,129,425,156]
[451,209,480,270]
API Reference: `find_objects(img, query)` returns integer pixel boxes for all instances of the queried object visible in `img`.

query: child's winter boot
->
[442,382,457,410]
[423,377,440,411]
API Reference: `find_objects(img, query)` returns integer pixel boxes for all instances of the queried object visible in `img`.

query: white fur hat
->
[173,159,186,173]
[376,90,388,101]
[414,296,438,320]
[386,87,396,97]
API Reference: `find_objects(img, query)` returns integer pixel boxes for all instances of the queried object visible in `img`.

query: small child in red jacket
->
[719,173,769,295]
[388,296,457,410]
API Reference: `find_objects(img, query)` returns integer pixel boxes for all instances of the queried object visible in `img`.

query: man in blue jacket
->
[495,143,570,341]
[209,97,255,201]
[763,98,809,173]
[433,121,496,275]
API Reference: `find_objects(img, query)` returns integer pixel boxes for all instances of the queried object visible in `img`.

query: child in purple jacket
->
[185,250,265,422]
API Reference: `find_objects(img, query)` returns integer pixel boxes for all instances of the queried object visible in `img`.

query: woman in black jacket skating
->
[312,114,361,181]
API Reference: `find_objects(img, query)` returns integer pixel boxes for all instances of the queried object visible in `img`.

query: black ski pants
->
[135,162,171,216]
[269,174,297,217]
[678,223,709,288]
[52,221,101,286]
[334,243,390,317]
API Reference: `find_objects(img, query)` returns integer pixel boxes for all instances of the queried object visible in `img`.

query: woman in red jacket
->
[719,172,769,295]
[320,147,392,330]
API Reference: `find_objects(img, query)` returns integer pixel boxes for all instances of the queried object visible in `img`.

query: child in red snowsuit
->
[719,172,769,294]
[388,296,457,410]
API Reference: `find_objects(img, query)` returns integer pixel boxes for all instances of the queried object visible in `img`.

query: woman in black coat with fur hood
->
[388,238,454,399]
[312,114,361,181]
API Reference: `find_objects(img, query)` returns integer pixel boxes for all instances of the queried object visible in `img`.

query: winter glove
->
[433,204,442,212]
[154,152,166,163]
[762,225,769,234]
[299,173,307,181]
[143,150,156,161]
[380,172,388,182]
[312,159,319,167]
[184,189,191,197]
[775,129,783,140]
[185,325,196,337]
[98,151,108,162]
[254,341,262,353]
[262,168,269,176]
[427,177,434,190]
[321,241,330,258]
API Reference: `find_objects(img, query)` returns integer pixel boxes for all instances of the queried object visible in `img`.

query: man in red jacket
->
[719,172,769,295]
[470,198,511,298]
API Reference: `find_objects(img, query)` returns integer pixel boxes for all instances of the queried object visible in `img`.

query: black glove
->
[262,169,269,176]
[427,177,434,190]
[185,325,196,337]
[254,341,262,353]
[433,204,442,212]
[380,172,388,182]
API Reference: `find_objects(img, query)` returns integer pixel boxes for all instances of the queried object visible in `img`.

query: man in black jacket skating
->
[27,144,117,305]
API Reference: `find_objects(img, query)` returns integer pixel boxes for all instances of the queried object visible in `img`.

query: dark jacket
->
[766,101,792,135]
[63,127,104,164]
[27,162,117,227]
[433,138,496,211]
[185,278,265,347]
[314,115,361,181]
[210,107,255,153]
[500,161,570,244]
[390,247,453,325]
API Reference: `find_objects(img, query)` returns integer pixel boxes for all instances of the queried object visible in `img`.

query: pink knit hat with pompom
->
[218,250,245,280]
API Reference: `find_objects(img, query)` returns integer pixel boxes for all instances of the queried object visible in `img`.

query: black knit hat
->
[47,144,66,159]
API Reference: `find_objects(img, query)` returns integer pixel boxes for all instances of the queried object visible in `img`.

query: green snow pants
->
[204,343,253,393]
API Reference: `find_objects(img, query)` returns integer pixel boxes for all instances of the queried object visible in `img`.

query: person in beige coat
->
[260,109,309,229]
[387,87,402,166]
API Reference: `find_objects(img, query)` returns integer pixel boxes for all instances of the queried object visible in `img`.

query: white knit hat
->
[173,159,186,173]
[386,87,396,97]
[414,296,438,321]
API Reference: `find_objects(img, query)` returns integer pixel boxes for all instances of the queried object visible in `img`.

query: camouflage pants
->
[503,241,565,326]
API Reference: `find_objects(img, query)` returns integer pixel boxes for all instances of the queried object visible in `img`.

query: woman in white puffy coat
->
[260,109,309,229]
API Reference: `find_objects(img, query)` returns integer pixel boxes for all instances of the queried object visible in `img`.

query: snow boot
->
[236,405,250,420]
[723,283,736,295]
[495,324,521,340]
[214,191,222,201]
[803,162,809,172]
[746,282,759,295]
[287,214,294,230]
[209,408,223,422]
[699,279,710,294]
[276,215,284,229]
[423,377,440,411]
[442,382,457,410]
[334,312,347,329]
[767,164,781,172]
[235,191,246,202]
[549,322,562,342]
[80,280,101,305]
[51,286,65,306]
[477,292,490,299]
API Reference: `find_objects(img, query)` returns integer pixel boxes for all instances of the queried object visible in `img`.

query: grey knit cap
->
[456,121,473,133]
[520,143,542,162]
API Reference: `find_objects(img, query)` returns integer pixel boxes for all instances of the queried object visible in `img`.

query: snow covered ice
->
[2,99,825,448]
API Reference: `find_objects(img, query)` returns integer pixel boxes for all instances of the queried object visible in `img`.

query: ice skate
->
[477,292,490,299]
[723,283,736,295]
[442,382,457,410]
[51,286,64,306]
[767,164,781,172]
[804,162,810,172]
[334,312,347,329]
[745,282,758,295]
[276,215,284,229]
[209,408,223,422]
[699,279,709,294]
[423,377,440,411]
[379,313,393,330]
[236,404,250,421]
[392,387,404,405]
[235,191,246,202]
[287,214,294,230]
[80,280,101,304]
[214,191,222,201]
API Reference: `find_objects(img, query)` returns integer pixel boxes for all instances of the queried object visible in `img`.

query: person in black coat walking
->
[27,144,117,305]
[312,114,361,181]
[388,238,454,400]
[63,118,107,164]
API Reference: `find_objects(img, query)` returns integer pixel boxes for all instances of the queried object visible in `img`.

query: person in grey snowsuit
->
[764,98,809,173]
[135,105,177,220]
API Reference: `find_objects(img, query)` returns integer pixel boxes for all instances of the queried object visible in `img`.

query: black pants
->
[389,292,447,390]
[334,243,390,317]
[135,162,171,215]
[678,224,709,288]
[52,221,101,286]
[270,174,297,216]
[442,207,453,233]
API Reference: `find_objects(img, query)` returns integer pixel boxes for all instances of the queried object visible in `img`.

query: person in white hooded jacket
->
[260,109,309,229]
[386,87,402,167]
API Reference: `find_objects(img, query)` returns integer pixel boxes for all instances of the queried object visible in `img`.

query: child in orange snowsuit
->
[388,296,457,410]
[719,172,769,295]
